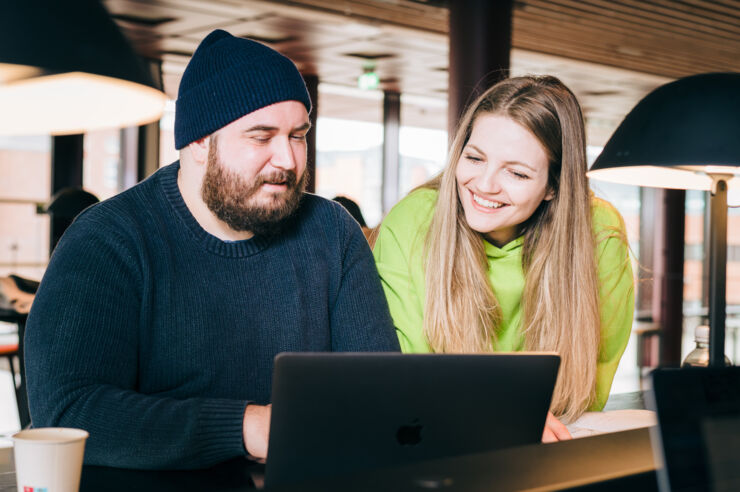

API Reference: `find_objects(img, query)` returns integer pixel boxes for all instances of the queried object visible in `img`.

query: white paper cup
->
[12,427,89,492]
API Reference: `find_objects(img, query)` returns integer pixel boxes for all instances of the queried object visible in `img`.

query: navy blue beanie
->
[174,30,312,150]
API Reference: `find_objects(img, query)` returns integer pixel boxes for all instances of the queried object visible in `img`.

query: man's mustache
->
[256,170,297,188]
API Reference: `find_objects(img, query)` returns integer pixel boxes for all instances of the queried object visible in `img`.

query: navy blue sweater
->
[25,162,399,469]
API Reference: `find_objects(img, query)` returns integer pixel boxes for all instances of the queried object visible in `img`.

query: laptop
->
[264,352,560,488]
[648,366,740,492]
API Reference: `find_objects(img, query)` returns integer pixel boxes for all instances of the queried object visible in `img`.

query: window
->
[315,117,383,227]
[398,126,447,198]
[83,129,122,201]
[0,136,51,279]
[159,99,178,168]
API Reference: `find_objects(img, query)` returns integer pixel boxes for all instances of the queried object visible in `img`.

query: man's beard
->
[201,138,307,237]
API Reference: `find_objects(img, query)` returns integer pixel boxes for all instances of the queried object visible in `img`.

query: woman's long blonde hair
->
[423,76,600,422]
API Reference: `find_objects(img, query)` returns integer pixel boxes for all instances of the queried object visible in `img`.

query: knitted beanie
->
[174,29,312,150]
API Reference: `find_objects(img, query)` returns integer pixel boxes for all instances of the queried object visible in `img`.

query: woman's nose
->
[477,166,502,194]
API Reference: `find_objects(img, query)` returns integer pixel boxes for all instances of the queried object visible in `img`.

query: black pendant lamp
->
[0,0,166,135]
[588,72,740,367]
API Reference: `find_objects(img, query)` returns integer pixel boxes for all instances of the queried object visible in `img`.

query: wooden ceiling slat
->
[514,19,729,72]
[710,1,740,10]
[516,2,739,65]
[515,18,731,69]
[516,38,681,80]
[513,39,709,78]
[678,0,740,19]
[514,32,718,79]
[142,0,262,18]
[274,0,447,33]
[516,7,734,57]
[559,0,731,39]
[608,0,740,33]
[517,43,722,81]
[524,0,739,44]
[515,10,739,69]
[648,0,740,25]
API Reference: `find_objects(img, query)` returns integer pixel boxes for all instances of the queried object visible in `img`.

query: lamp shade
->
[0,0,166,135]
[588,73,740,190]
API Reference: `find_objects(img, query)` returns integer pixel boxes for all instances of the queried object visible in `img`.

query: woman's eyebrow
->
[464,143,539,171]
[464,144,485,155]
[505,160,537,172]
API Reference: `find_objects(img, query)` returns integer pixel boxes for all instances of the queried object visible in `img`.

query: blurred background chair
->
[0,305,30,429]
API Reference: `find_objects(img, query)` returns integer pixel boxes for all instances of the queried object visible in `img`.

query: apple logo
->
[396,418,423,446]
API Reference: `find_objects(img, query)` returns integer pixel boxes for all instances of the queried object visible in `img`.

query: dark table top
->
[0,425,657,491]
[0,390,653,491]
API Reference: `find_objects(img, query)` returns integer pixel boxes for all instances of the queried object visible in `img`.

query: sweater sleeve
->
[372,190,436,353]
[25,212,248,469]
[590,199,635,410]
[328,206,400,352]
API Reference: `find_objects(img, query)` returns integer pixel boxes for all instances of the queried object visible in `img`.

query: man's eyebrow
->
[243,122,312,133]
[293,122,311,132]
[244,125,278,133]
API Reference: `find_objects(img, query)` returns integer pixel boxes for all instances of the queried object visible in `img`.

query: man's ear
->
[189,137,210,165]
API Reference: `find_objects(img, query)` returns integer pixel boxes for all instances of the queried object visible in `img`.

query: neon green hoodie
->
[373,188,634,410]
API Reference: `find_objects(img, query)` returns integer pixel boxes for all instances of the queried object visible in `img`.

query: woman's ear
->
[544,187,556,201]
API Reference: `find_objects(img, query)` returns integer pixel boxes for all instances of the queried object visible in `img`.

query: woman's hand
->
[542,411,572,443]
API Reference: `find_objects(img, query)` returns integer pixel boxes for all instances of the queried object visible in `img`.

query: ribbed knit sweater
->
[25,162,399,470]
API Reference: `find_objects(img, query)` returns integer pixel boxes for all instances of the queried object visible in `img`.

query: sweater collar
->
[160,161,271,258]
[484,236,523,258]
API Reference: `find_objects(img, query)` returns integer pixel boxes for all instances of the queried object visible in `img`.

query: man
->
[25,29,399,470]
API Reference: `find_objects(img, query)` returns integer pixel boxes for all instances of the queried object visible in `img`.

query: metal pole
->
[50,134,84,252]
[448,0,512,134]
[382,91,400,215]
[708,176,729,366]
[657,189,685,367]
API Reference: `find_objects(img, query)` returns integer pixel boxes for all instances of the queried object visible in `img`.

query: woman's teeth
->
[473,193,505,209]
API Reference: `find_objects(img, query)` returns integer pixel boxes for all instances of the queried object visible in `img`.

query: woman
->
[373,76,634,439]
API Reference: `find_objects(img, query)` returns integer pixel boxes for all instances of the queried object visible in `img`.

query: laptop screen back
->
[265,352,560,488]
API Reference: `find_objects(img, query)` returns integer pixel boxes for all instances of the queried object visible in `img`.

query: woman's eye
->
[464,154,482,162]
[290,134,307,141]
[511,170,530,180]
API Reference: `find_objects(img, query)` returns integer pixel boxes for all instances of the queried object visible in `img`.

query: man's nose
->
[270,137,298,171]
